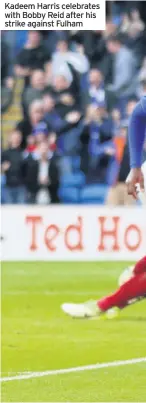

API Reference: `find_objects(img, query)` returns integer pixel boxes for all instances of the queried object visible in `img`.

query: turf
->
[1,262,146,402]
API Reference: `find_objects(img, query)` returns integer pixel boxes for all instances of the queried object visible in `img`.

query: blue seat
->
[58,186,80,204]
[60,172,85,188]
[1,174,6,204]
[80,184,108,204]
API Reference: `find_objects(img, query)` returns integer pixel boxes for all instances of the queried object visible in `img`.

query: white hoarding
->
[1,206,146,261]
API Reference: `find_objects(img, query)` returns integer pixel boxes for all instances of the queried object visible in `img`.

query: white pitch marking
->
[1,357,146,383]
[2,290,106,296]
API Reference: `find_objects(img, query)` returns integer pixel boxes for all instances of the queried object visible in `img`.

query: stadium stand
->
[1,2,146,205]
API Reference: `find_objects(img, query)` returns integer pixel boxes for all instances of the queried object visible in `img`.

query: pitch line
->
[1,357,146,383]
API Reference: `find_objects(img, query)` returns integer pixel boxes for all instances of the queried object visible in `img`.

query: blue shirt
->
[128,96,146,168]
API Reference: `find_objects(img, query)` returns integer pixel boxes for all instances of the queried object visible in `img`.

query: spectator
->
[111,109,121,136]
[25,134,37,154]
[72,30,108,65]
[80,105,115,182]
[24,140,59,204]
[1,37,14,85]
[119,13,131,34]
[52,45,89,112]
[89,69,105,107]
[52,39,89,77]
[103,20,118,39]
[1,37,14,113]
[124,13,146,69]
[15,31,51,87]
[40,31,68,54]
[106,34,137,112]
[129,9,145,34]
[24,121,50,152]
[43,93,81,136]
[45,62,53,86]
[24,126,56,155]
[74,30,114,83]
[2,13,146,206]
[119,9,144,40]
[81,105,113,149]
[51,74,80,119]
[23,69,46,115]
[16,99,47,148]
[48,73,83,155]
[1,131,26,204]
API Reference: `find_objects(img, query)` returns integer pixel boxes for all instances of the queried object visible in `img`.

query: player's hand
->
[126,168,144,199]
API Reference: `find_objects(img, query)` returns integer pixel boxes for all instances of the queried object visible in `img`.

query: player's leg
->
[133,256,146,275]
[62,257,146,318]
[100,257,146,311]
[97,256,146,310]
[62,271,146,318]
[119,256,146,286]
[98,271,146,311]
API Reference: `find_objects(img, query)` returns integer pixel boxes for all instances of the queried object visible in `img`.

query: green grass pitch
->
[1,261,146,402]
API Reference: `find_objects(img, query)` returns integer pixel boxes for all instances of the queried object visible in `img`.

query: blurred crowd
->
[1,1,146,205]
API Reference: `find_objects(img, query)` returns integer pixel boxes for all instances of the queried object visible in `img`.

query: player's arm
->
[129,101,146,168]
[126,101,146,198]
